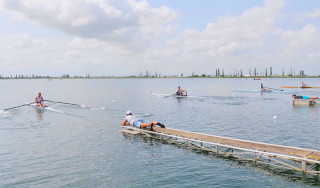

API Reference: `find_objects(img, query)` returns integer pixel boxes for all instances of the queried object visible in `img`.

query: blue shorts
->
[133,119,150,128]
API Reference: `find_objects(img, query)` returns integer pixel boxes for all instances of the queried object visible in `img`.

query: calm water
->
[1,78,320,187]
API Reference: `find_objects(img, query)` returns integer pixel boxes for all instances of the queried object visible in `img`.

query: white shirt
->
[124,115,136,125]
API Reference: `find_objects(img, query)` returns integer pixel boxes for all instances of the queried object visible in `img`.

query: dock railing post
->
[253,153,256,167]
[315,164,319,172]
[254,153,257,164]
[302,160,307,172]
[216,145,219,155]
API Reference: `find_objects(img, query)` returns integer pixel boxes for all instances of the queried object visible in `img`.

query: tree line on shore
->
[0,67,318,79]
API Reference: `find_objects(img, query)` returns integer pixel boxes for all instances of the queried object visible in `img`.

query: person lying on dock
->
[292,94,319,100]
[121,111,165,131]
[176,86,187,95]
[35,92,46,107]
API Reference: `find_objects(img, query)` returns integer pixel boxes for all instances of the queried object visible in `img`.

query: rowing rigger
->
[121,126,320,176]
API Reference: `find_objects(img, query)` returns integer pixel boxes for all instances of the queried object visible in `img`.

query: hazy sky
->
[0,0,319,76]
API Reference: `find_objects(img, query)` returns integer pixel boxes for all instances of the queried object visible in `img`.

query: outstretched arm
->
[121,119,129,126]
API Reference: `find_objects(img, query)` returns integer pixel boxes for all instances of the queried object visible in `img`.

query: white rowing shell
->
[30,104,63,113]
[151,93,207,99]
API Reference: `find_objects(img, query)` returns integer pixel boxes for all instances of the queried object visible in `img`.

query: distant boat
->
[253,78,261,80]
[237,89,289,93]
[281,86,320,89]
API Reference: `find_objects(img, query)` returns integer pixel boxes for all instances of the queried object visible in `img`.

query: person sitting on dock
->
[176,86,187,95]
[121,111,165,131]
[35,92,46,107]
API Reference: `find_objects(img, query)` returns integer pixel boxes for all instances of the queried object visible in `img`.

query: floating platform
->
[293,99,319,106]
[121,126,320,176]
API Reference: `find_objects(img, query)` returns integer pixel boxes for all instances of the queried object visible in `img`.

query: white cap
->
[126,111,132,115]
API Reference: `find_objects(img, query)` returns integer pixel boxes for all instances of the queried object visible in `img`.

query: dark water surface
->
[1,78,320,187]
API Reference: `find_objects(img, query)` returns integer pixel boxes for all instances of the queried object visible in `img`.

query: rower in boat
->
[176,86,187,96]
[121,111,165,131]
[260,83,267,91]
[301,81,308,88]
[35,92,46,107]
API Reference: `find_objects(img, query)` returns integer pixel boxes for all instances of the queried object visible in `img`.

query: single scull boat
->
[237,89,289,93]
[281,86,320,89]
[151,93,207,99]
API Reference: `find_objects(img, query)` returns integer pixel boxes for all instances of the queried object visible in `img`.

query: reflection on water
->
[35,108,44,121]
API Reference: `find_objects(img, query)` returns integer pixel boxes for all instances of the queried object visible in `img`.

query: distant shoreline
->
[1,76,320,80]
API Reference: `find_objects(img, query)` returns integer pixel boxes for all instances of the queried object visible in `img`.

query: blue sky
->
[0,0,319,76]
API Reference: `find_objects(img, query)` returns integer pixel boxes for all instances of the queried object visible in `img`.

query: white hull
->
[31,104,63,113]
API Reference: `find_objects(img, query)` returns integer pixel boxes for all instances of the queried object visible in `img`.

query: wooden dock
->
[121,126,320,175]
[293,99,319,105]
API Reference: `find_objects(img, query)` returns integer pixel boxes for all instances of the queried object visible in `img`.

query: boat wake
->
[137,113,151,117]
[0,110,11,117]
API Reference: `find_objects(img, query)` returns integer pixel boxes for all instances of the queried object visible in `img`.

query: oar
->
[164,94,174,98]
[2,102,37,111]
[44,100,88,108]
[264,87,284,91]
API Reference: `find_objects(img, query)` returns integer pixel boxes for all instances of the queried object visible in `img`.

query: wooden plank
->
[121,129,140,135]
[293,99,318,105]
[152,127,320,160]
